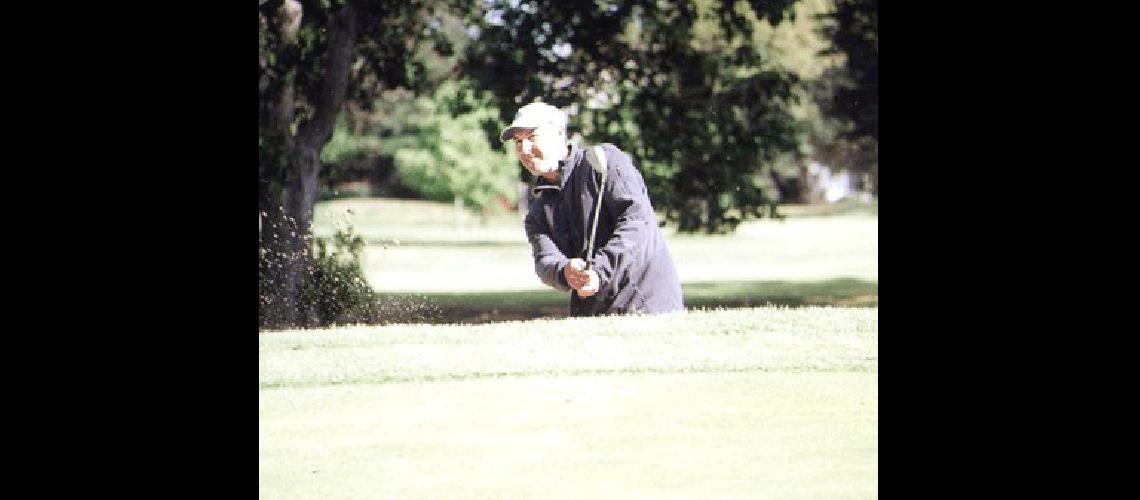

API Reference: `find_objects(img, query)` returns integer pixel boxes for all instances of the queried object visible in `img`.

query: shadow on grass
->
[777,200,878,218]
[363,238,526,248]
[378,278,877,325]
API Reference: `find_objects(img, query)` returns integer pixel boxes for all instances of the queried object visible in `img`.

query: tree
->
[320,9,521,223]
[817,0,877,193]
[390,82,520,221]
[258,0,456,328]
[463,0,801,233]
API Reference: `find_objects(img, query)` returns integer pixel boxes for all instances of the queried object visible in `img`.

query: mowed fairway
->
[311,198,877,293]
[259,307,878,498]
[309,198,877,321]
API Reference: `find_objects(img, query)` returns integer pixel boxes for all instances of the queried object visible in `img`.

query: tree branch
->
[297,1,359,151]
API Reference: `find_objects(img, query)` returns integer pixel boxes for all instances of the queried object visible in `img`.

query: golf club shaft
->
[585,168,606,271]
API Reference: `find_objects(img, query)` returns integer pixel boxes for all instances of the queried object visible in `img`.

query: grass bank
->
[260,307,878,498]
[305,198,877,323]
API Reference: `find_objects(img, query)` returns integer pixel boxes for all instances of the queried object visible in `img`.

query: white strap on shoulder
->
[586,145,608,175]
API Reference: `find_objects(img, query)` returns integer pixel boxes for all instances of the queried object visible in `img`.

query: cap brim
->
[499,125,537,142]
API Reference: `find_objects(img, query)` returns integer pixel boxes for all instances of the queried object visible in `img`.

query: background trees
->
[816,0,878,195]
[463,0,803,233]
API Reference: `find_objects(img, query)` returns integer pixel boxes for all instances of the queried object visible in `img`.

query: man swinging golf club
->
[502,102,684,316]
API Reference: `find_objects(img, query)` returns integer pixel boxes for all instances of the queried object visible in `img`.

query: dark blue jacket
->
[524,143,684,316]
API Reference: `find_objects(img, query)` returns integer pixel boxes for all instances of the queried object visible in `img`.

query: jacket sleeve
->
[524,200,572,292]
[589,146,652,292]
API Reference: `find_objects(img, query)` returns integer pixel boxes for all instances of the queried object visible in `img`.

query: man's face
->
[512,125,566,178]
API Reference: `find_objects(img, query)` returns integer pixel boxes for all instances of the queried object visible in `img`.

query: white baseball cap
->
[499,102,568,142]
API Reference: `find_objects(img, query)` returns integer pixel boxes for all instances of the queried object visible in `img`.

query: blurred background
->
[258,0,878,328]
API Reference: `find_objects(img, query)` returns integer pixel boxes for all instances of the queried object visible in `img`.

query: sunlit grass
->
[310,198,878,296]
[260,307,877,498]
[260,307,877,387]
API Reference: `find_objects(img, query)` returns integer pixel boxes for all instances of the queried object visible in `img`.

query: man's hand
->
[564,258,600,297]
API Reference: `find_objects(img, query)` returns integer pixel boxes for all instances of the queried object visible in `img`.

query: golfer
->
[501,102,684,316]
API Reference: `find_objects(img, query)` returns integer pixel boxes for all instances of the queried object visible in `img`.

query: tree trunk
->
[280,2,359,327]
[705,194,719,234]
[795,150,812,204]
[261,0,359,328]
[259,0,305,327]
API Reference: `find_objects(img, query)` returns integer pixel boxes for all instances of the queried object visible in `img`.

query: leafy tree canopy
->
[463,0,803,233]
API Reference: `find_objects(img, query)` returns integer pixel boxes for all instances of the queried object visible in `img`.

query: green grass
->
[260,307,878,498]
[378,278,877,323]
[308,198,877,321]
[776,199,878,218]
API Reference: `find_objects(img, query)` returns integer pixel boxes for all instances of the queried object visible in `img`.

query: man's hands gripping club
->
[564,258,600,297]
[566,145,609,300]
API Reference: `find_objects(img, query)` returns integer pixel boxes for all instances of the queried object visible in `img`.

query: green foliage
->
[814,0,877,193]
[305,222,447,327]
[259,0,442,133]
[259,209,382,329]
[319,79,522,213]
[258,0,460,210]
[258,1,470,328]
[321,116,385,166]
[465,0,802,233]
[291,3,519,216]
[300,223,382,327]
[260,209,444,330]
[820,0,877,142]
[384,81,519,217]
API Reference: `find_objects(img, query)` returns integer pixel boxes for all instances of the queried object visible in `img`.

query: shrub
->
[299,225,383,327]
[260,208,443,329]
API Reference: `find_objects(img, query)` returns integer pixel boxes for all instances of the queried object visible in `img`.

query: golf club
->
[584,145,608,271]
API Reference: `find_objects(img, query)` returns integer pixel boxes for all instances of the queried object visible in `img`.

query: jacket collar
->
[531,144,582,196]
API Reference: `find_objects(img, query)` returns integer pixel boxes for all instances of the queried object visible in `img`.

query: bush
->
[260,209,442,329]
[387,81,519,219]
[301,228,444,326]
[300,225,384,327]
